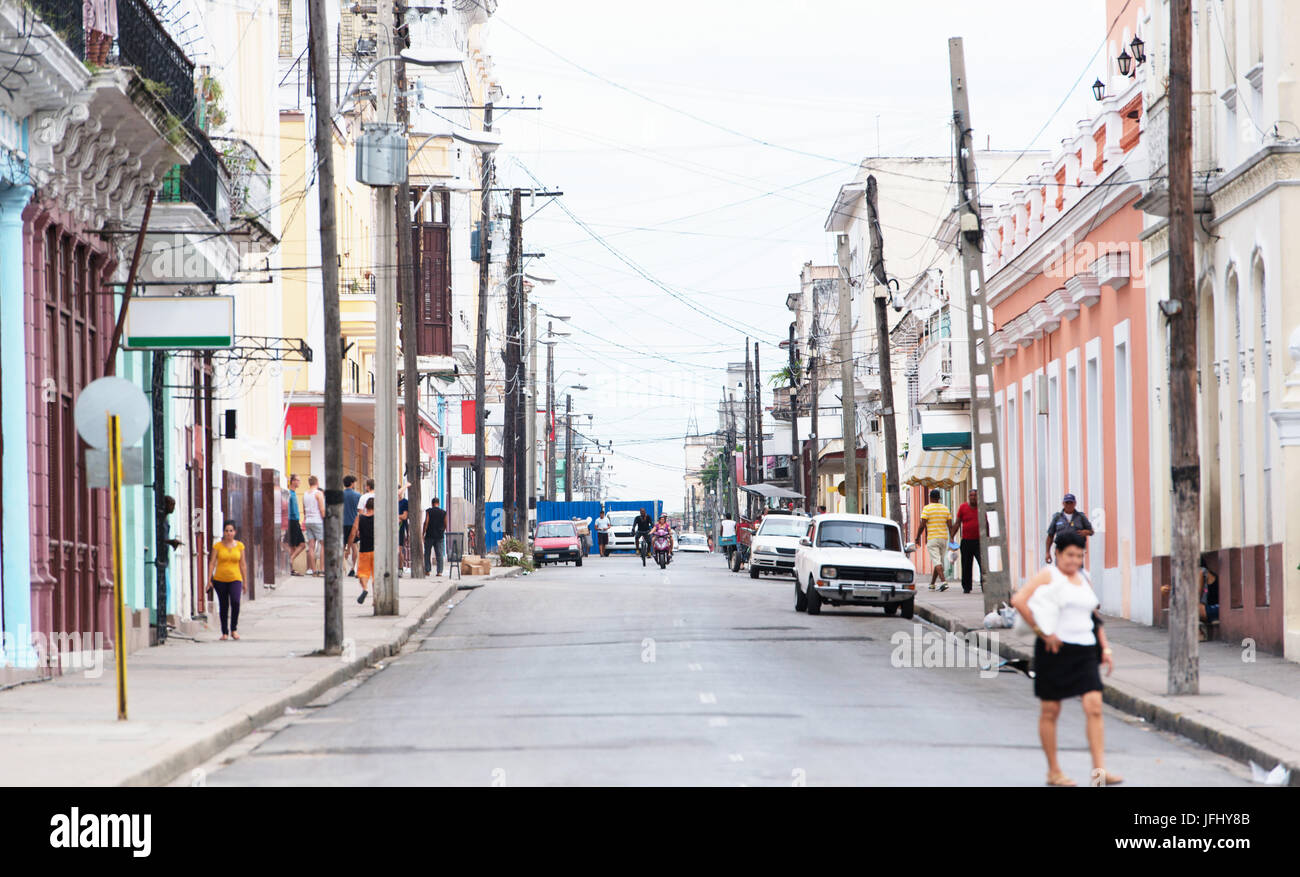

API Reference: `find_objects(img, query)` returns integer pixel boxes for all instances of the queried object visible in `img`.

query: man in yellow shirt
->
[914,488,953,592]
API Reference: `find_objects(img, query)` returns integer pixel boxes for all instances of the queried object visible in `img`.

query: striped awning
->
[902,449,971,489]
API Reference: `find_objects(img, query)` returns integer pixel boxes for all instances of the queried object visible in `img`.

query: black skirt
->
[1033,639,1103,701]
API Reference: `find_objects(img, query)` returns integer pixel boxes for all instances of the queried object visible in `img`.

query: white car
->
[748,513,811,578]
[793,513,918,617]
[676,533,710,553]
[606,511,641,552]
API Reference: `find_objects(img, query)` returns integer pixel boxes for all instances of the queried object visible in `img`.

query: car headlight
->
[820,565,837,579]
[569,543,579,550]
[754,543,777,555]
[895,569,914,584]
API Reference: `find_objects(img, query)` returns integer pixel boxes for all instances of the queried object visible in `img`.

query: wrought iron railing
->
[28,0,84,59]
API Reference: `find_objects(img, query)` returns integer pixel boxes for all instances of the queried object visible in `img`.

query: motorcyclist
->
[651,514,674,563]
[633,507,653,566]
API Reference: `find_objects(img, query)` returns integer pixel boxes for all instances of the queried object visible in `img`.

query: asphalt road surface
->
[203,550,1251,786]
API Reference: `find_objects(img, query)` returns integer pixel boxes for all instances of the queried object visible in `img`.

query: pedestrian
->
[915,488,952,591]
[302,475,325,575]
[342,475,361,577]
[954,488,983,594]
[207,520,247,641]
[285,474,307,575]
[423,497,447,577]
[397,482,409,576]
[594,507,612,556]
[573,516,592,556]
[1045,493,1094,565]
[817,505,827,515]
[159,494,184,592]
[1011,530,1121,787]
[351,497,375,603]
[359,477,376,512]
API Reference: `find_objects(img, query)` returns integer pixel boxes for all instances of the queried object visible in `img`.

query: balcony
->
[917,338,968,403]
[30,0,226,224]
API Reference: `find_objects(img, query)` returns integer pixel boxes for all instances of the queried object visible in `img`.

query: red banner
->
[461,400,476,434]
[285,405,318,437]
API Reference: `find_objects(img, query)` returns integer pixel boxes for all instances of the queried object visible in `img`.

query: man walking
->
[302,475,325,575]
[953,488,983,594]
[423,497,447,576]
[915,488,952,591]
[286,474,307,575]
[342,475,361,576]
[594,508,612,557]
[1045,493,1094,565]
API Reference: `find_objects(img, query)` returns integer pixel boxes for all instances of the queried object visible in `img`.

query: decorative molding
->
[1029,301,1060,334]
[1065,271,1102,308]
[1092,249,1131,290]
[1045,286,1080,321]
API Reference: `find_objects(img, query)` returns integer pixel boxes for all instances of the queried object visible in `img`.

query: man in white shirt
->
[719,513,737,563]
[594,509,612,557]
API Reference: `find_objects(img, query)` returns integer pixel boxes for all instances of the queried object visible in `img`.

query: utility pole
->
[369,0,399,613]
[788,322,801,503]
[545,322,555,501]
[564,393,573,502]
[725,391,740,522]
[502,191,519,538]
[865,176,903,530]
[835,232,859,514]
[527,301,538,525]
[396,19,422,579]
[949,37,1012,613]
[743,340,753,509]
[511,194,528,541]
[1167,0,1200,695]
[306,0,343,651]
[473,100,494,556]
[755,340,764,484]
[809,351,819,512]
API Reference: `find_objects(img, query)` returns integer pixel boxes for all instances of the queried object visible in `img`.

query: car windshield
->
[679,535,706,545]
[536,523,575,539]
[610,513,637,526]
[757,516,808,537]
[816,521,901,551]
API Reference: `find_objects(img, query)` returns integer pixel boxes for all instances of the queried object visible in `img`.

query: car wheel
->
[883,603,898,616]
[806,577,822,615]
[794,578,807,612]
[749,565,759,579]
[576,556,583,567]
[730,550,742,573]
[899,598,914,620]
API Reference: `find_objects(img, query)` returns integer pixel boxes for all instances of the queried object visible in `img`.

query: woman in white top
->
[1011,530,1121,787]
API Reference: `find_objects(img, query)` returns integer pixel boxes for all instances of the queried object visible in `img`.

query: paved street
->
[205,553,1250,786]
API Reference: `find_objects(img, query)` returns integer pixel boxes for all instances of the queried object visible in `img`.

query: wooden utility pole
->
[755,341,764,484]
[396,35,423,579]
[949,37,1012,613]
[473,101,493,556]
[835,233,859,513]
[788,322,801,502]
[528,302,539,514]
[809,352,819,513]
[545,323,555,501]
[306,0,343,651]
[1167,0,1200,695]
[865,176,903,529]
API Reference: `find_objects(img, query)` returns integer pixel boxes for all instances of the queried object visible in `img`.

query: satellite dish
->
[75,377,151,449]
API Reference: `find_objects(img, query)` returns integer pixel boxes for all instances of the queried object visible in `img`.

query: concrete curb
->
[913,600,1300,785]
[118,572,515,787]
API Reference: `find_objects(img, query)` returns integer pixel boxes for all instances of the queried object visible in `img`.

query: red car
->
[533,520,584,567]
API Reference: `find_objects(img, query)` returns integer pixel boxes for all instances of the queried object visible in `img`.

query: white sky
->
[487,0,1109,509]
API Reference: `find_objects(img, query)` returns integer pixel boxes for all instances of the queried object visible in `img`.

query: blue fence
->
[481,500,663,552]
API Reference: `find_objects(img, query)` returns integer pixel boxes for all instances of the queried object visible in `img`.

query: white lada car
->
[793,513,918,617]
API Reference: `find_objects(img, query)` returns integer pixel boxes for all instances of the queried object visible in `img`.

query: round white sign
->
[75,376,151,449]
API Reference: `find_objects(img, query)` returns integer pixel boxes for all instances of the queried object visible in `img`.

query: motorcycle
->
[651,532,673,569]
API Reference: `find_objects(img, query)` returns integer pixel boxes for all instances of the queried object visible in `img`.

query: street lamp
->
[1117,48,1132,77]
[1130,35,1146,64]
[1092,78,1106,101]
[339,48,467,115]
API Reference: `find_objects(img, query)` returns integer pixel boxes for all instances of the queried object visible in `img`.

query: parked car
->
[748,512,811,578]
[676,533,709,553]
[533,520,583,567]
[793,513,917,617]
[607,511,640,552]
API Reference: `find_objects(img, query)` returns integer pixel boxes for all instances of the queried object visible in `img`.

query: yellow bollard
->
[108,415,128,720]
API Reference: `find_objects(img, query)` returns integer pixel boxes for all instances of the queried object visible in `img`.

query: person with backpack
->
[1045,493,1095,565]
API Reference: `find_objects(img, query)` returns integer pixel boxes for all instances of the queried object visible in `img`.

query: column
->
[0,182,33,668]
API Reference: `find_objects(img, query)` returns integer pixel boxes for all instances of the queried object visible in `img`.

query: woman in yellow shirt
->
[207,520,248,641]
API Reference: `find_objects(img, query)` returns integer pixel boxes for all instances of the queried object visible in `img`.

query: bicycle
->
[636,531,651,566]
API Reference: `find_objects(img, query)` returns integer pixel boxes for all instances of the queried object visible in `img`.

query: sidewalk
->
[914,587,1300,784]
[0,565,520,786]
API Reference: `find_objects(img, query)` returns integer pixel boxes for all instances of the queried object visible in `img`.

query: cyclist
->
[633,507,653,566]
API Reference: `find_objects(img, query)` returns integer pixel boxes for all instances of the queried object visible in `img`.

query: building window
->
[278,0,293,58]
